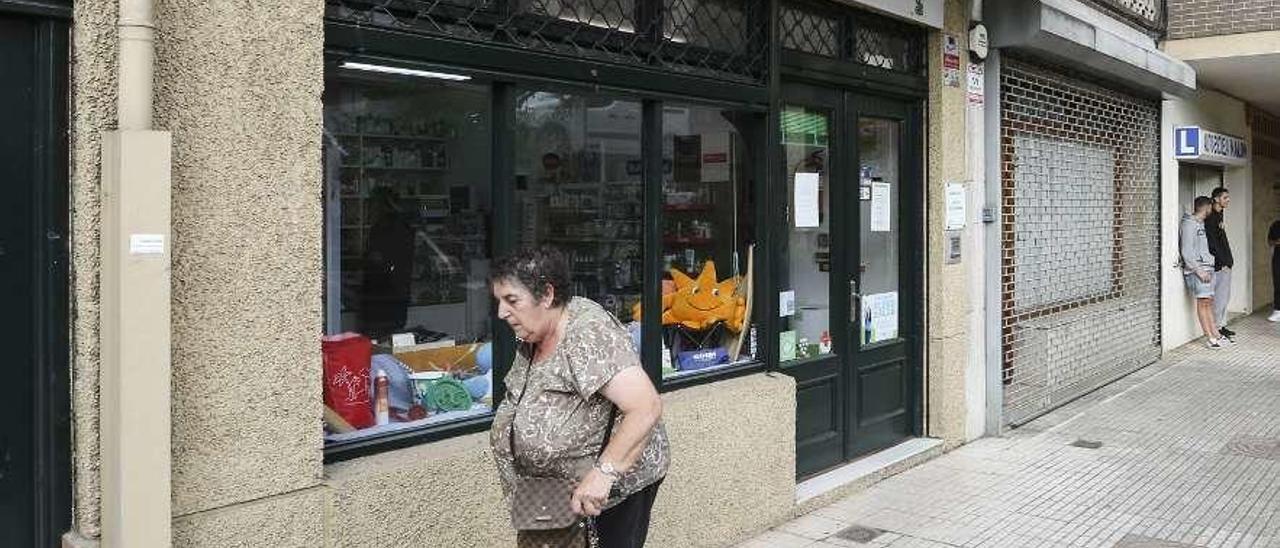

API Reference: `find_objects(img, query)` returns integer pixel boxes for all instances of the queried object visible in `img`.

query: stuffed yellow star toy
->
[632,260,746,332]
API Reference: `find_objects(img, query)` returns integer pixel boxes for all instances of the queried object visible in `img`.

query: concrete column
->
[100,130,172,548]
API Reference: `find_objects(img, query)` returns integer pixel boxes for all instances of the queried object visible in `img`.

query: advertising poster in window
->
[861,291,898,344]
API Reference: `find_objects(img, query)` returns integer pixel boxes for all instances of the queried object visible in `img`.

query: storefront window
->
[513,89,645,333]
[321,66,496,445]
[659,104,760,378]
[779,105,832,363]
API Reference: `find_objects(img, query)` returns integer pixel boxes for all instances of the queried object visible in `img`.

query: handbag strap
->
[509,341,619,471]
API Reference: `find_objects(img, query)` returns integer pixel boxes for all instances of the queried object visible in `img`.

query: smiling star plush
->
[633,260,746,333]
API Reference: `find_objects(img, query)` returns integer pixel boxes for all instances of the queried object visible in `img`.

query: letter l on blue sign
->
[1177,127,1199,156]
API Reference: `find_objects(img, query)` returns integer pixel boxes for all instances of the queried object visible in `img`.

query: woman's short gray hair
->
[489,245,572,307]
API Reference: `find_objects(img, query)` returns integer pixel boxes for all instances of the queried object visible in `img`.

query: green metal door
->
[781,83,922,479]
[0,5,71,546]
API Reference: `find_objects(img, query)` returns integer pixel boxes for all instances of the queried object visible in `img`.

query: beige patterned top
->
[490,297,670,508]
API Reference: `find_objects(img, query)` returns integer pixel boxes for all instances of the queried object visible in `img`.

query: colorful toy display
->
[633,260,747,333]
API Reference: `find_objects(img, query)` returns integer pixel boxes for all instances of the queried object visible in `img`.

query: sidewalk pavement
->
[737,314,1280,548]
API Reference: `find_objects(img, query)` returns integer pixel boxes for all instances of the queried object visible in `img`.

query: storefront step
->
[794,438,944,509]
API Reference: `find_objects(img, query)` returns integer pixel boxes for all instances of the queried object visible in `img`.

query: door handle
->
[849,279,862,319]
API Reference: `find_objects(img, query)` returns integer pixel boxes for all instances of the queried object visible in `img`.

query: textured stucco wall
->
[69,0,118,539]
[1253,155,1280,310]
[150,0,325,516]
[324,372,796,548]
[924,0,974,449]
[171,487,327,548]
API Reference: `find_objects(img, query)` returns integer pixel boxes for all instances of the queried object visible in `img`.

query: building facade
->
[1161,0,1280,348]
[982,0,1195,427]
[12,0,1276,547]
[0,0,986,546]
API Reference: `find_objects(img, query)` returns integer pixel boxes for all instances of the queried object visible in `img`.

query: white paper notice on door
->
[861,291,899,344]
[779,289,797,317]
[794,172,821,228]
[870,182,891,232]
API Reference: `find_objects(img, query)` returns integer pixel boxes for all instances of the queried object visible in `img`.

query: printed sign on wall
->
[1174,126,1249,167]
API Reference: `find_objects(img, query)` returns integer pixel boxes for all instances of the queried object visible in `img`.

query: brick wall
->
[1168,0,1280,39]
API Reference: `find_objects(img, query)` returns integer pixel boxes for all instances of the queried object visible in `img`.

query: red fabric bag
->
[322,333,374,430]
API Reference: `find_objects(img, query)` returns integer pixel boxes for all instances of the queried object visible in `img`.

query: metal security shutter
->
[999,56,1162,426]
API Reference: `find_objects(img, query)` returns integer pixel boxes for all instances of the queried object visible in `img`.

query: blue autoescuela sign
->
[1174,126,1249,166]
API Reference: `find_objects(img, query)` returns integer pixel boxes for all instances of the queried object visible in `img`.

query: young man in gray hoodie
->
[1181,196,1226,348]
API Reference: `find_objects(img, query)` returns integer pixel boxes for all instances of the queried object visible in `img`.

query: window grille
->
[999,56,1162,426]
[779,1,925,75]
[1089,0,1162,31]
[326,0,768,84]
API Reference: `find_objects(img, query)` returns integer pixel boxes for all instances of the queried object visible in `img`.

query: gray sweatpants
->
[1212,268,1232,328]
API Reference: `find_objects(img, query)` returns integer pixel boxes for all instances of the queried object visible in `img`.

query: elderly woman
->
[490,246,669,548]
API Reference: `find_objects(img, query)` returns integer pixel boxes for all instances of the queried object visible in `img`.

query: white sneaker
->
[1269,310,1280,322]
[1206,338,1223,349]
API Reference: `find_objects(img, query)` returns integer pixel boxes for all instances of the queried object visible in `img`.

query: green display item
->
[424,377,473,412]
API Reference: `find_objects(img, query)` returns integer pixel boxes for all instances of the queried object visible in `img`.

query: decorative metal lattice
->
[779,1,925,75]
[999,56,1162,426]
[1088,0,1162,31]
[780,4,839,57]
[327,0,768,83]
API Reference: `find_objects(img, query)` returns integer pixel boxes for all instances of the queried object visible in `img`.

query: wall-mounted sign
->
[966,62,985,106]
[969,23,989,60]
[945,183,966,230]
[1174,126,1249,167]
[942,34,961,87]
[837,0,943,29]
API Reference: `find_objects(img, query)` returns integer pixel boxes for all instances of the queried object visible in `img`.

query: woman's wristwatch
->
[594,460,620,482]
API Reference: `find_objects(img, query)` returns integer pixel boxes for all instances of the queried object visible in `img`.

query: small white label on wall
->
[129,234,165,255]
[945,183,966,230]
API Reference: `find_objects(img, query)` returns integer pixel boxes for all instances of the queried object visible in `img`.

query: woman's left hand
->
[571,469,614,517]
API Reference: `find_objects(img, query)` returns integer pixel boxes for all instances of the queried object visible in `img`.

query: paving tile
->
[735,530,817,548]
[777,514,851,540]
[735,314,1280,548]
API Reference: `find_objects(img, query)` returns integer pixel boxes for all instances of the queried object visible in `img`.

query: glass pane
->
[779,5,839,57]
[513,89,644,328]
[664,0,748,52]
[659,104,761,379]
[523,0,639,33]
[322,67,496,445]
[780,105,833,363]
[857,117,901,345]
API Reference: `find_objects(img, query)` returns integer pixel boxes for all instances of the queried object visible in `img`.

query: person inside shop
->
[1269,217,1280,323]
[1181,196,1227,348]
[540,152,568,185]
[1205,187,1236,340]
[489,246,669,548]
[360,187,414,340]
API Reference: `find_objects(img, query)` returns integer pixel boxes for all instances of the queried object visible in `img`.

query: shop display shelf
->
[343,165,448,171]
[334,132,447,143]
[662,237,715,246]
[544,237,638,244]
[664,204,713,212]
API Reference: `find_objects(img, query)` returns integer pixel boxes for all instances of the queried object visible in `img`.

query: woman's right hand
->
[571,469,614,517]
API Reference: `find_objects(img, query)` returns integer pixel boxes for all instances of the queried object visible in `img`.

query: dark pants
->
[1274,256,1280,311]
[596,479,662,548]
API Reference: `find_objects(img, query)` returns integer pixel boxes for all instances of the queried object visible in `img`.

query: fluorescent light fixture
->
[340,61,471,81]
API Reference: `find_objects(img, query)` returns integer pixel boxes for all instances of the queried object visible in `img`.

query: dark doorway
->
[778,82,924,479]
[0,4,72,546]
